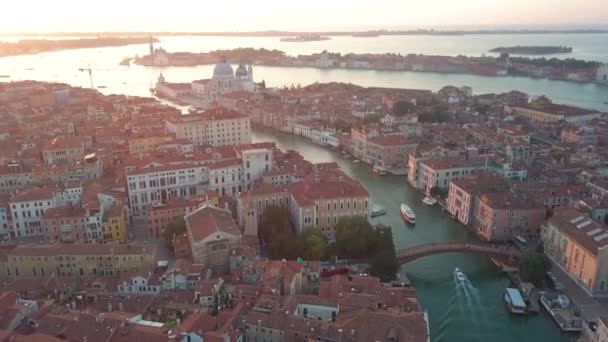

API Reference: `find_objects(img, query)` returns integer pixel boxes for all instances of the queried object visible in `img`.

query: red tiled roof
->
[289,170,369,206]
[185,205,242,242]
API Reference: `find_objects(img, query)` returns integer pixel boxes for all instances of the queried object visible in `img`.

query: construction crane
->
[78,64,94,89]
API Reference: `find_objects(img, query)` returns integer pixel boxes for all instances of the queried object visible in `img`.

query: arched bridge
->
[396,241,521,264]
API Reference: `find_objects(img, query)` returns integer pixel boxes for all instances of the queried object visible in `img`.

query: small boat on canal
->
[370,205,387,218]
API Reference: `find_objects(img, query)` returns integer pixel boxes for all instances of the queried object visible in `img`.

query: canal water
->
[252,127,570,342]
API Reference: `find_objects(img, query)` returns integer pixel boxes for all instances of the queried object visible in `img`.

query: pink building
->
[473,191,544,242]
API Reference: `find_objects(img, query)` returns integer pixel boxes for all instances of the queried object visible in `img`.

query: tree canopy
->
[300,228,328,261]
[519,250,550,287]
[393,100,415,117]
[162,217,187,253]
[259,206,302,259]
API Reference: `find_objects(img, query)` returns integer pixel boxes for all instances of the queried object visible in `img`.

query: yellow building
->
[542,207,608,297]
[102,203,128,242]
[288,169,370,240]
[127,129,172,156]
[1,242,157,279]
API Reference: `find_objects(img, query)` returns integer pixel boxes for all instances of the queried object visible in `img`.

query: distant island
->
[3,29,608,38]
[135,47,603,84]
[489,46,573,55]
[280,34,331,42]
[0,36,158,58]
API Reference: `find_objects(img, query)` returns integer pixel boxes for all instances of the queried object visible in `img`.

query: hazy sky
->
[2,0,607,32]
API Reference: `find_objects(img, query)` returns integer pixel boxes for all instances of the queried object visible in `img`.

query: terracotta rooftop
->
[548,206,608,256]
[185,205,242,242]
[289,170,369,206]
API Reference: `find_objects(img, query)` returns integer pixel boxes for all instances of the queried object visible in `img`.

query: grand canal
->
[252,128,570,342]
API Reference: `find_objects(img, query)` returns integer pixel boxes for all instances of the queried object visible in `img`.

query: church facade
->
[191,57,257,99]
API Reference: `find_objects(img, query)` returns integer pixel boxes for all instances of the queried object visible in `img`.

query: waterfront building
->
[542,207,608,297]
[288,169,370,240]
[508,97,603,125]
[366,134,418,169]
[446,174,509,226]
[191,57,257,100]
[185,204,243,273]
[154,73,192,98]
[473,191,544,242]
[165,107,251,147]
[407,145,464,190]
[597,65,608,84]
[419,157,487,194]
[1,242,157,278]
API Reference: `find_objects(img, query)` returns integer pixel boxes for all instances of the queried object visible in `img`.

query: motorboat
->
[422,196,437,206]
[454,268,466,283]
[400,203,415,224]
[370,205,387,218]
[373,165,388,175]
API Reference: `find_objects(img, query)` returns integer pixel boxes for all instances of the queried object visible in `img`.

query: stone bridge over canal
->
[396,241,521,265]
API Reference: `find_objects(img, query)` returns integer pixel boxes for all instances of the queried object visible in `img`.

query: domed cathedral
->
[191,56,257,99]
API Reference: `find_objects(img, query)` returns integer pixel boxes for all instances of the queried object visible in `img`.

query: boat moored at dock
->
[504,288,527,315]
[422,196,437,206]
[370,205,387,218]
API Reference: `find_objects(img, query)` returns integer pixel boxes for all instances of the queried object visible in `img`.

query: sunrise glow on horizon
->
[2,0,608,33]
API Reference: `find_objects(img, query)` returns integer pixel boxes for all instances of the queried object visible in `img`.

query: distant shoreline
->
[2,29,608,38]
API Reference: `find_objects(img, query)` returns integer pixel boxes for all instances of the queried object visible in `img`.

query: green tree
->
[331,119,352,133]
[259,206,293,244]
[162,217,187,252]
[300,228,327,260]
[519,250,550,287]
[259,206,301,259]
[369,226,399,281]
[362,113,383,125]
[334,216,375,258]
[393,101,415,117]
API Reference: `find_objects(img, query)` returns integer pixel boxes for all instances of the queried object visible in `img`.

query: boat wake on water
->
[436,268,487,341]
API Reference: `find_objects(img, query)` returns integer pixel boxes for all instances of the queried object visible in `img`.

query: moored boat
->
[373,165,388,175]
[400,203,415,224]
[504,288,527,315]
[370,205,386,218]
[422,196,437,206]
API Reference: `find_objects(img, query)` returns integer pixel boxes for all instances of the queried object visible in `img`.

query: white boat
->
[353,159,361,164]
[454,268,466,283]
[422,196,437,206]
[373,165,388,175]
[504,288,527,315]
[400,203,415,224]
[370,205,386,218]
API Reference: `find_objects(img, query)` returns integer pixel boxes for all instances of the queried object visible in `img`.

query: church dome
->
[235,64,248,77]
[213,58,234,79]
